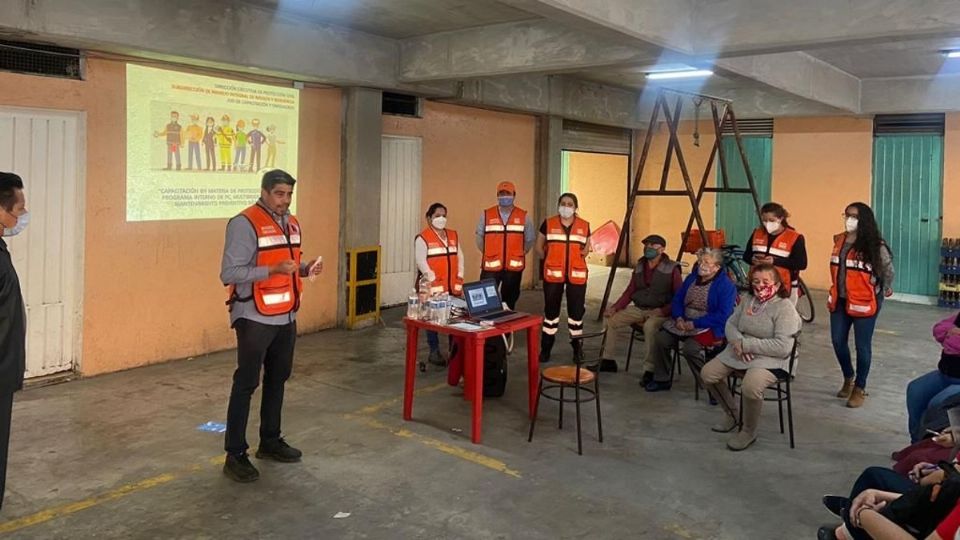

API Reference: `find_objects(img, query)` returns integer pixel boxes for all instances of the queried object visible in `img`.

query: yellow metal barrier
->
[346,245,381,328]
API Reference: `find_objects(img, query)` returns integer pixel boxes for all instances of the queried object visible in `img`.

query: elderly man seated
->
[601,234,682,375]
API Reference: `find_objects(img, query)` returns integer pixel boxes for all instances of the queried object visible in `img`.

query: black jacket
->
[0,239,25,393]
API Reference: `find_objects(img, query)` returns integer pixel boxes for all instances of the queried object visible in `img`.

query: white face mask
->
[763,220,781,234]
[431,216,447,230]
[558,206,575,219]
[1,211,29,237]
[845,217,858,233]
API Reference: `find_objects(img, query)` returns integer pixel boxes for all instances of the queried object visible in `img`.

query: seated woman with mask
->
[644,248,737,393]
[700,263,802,451]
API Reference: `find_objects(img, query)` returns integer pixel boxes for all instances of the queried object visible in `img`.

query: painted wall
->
[0,58,341,376]
[382,101,537,286]
[771,117,874,290]
[943,114,960,241]
[630,121,718,264]
[566,151,628,248]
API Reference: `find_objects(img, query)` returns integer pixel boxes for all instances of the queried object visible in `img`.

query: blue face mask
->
[644,247,659,260]
[2,211,28,237]
[498,196,514,207]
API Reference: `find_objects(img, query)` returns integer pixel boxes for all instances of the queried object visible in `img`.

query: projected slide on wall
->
[126,64,300,221]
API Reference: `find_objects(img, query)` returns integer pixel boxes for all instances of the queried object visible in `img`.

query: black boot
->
[540,333,555,364]
[571,339,584,364]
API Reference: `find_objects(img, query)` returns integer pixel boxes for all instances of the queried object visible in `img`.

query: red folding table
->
[402,314,543,444]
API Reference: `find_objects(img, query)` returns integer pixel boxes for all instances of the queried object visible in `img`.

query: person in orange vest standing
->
[415,203,465,368]
[475,181,535,310]
[536,193,591,363]
[220,169,323,483]
[742,202,808,304]
[829,202,895,409]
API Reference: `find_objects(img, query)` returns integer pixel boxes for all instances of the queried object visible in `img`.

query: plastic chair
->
[528,330,606,455]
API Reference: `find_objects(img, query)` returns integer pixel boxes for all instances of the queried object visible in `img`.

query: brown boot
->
[727,397,761,451]
[836,377,855,399]
[847,387,867,408]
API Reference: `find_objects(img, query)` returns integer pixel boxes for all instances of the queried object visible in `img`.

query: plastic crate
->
[682,229,726,254]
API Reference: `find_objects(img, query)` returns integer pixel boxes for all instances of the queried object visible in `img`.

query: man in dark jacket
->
[601,234,682,376]
[0,172,27,510]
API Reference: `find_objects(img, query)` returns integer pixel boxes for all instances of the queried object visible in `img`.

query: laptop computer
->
[462,279,526,323]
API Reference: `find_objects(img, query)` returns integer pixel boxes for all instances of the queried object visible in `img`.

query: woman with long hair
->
[829,202,895,408]
[743,202,808,304]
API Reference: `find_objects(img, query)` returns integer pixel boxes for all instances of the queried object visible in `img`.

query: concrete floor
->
[0,266,949,539]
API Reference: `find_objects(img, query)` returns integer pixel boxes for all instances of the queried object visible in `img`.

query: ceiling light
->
[942,50,960,58]
[646,69,713,80]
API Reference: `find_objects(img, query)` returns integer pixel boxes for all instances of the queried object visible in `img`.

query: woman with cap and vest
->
[220,169,323,483]
[829,202,895,409]
[601,233,682,375]
[476,181,536,310]
[535,193,591,363]
[743,202,808,304]
[415,203,465,368]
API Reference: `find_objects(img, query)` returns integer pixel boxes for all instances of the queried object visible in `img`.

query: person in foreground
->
[220,169,323,483]
[906,312,960,443]
[700,263,802,451]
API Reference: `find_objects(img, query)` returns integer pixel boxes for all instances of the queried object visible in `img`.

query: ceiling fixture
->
[645,68,713,81]
[942,50,960,58]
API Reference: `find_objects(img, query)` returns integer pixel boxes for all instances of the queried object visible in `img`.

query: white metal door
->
[380,135,422,306]
[0,108,83,378]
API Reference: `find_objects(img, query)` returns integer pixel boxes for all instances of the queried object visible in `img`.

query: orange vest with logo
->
[750,227,801,293]
[482,206,527,272]
[227,204,303,316]
[543,215,590,285]
[827,234,878,317]
[419,227,463,296]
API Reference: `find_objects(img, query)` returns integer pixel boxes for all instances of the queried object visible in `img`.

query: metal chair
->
[729,333,801,449]
[626,321,681,380]
[528,330,606,455]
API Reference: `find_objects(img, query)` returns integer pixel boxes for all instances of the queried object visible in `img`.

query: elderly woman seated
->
[644,247,737,393]
[700,263,802,451]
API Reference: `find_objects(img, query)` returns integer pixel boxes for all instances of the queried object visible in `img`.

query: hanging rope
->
[692,97,704,147]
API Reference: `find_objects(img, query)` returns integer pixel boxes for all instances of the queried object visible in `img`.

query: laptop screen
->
[463,279,502,316]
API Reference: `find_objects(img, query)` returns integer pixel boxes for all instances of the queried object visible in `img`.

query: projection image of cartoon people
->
[233,119,247,170]
[247,118,265,172]
[154,110,182,170]
[185,114,203,171]
[265,124,284,168]
[215,114,235,171]
[203,116,217,170]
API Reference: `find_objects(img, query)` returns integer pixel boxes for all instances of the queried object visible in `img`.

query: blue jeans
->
[842,466,915,540]
[427,331,439,352]
[830,297,881,389]
[906,370,960,442]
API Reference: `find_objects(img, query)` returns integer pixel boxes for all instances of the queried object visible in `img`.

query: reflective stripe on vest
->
[420,227,463,296]
[750,227,802,293]
[827,233,877,318]
[482,206,527,272]
[228,204,303,316]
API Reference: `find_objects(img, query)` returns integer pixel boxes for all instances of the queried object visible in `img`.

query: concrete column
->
[338,87,382,326]
[533,115,563,287]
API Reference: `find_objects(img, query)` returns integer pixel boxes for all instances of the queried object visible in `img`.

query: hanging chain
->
[691,97,704,147]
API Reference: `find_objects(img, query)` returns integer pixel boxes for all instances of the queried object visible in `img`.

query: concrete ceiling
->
[3,0,960,126]
[239,0,538,38]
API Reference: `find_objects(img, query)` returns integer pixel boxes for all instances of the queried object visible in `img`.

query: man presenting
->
[601,234,682,376]
[220,169,322,483]
[0,172,28,509]
[475,181,535,310]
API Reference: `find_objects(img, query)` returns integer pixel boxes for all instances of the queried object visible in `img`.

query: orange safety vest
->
[543,215,590,285]
[827,234,878,317]
[419,227,463,296]
[750,227,801,293]
[482,206,527,272]
[227,204,303,316]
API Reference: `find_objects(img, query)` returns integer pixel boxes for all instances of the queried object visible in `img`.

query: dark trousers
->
[842,466,914,540]
[187,142,201,169]
[541,281,587,359]
[225,319,296,456]
[0,391,12,509]
[204,142,217,170]
[166,144,181,170]
[479,269,523,310]
[249,145,262,171]
[830,296,882,389]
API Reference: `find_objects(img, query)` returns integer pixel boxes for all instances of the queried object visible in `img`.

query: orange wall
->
[772,117,873,290]
[566,151,628,239]
[383,101,537,285]
[630,121,718,263]
[944,114,960,240]
[0,58,341,376]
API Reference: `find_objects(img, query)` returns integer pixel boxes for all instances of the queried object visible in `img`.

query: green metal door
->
[716,136,772,250]
[872,135,943,296]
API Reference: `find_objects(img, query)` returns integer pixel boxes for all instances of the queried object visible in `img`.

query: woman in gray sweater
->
[701,263,802,451]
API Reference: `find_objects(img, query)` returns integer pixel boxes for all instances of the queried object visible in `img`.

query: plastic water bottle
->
[436,293,450,325]
[407,288,419,319]
[418,275,431,319]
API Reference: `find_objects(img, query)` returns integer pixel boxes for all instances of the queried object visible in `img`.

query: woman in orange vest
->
[829,202,895,408]
[535,193,591,363]
[742,202,808,303]
[415,203,464,368]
